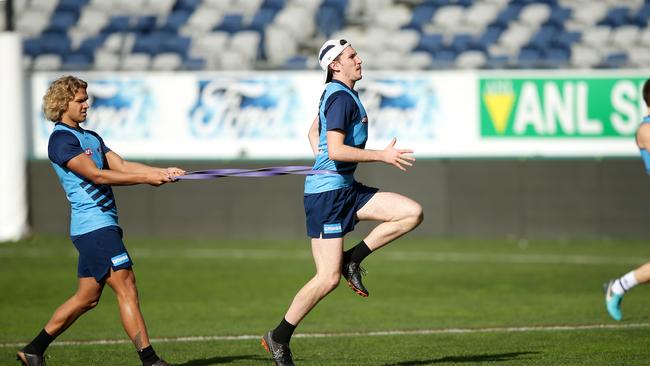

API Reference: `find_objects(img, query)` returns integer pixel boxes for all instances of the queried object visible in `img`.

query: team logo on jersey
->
[361,116,368,124]
[84,148,93,156]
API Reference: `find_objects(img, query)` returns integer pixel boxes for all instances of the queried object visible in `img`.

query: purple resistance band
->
[176,166,335,180]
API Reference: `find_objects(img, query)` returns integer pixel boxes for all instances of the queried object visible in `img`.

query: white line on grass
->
[1,247,647,266]
[2,323,649,348]
[177,249,650,266]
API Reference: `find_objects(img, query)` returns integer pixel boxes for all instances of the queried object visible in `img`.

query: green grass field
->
[2,235,650,365]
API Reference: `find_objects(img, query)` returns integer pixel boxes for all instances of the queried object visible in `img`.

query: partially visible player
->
[261,39,423,366]
[603,78,650,321]
[16,76,184,366]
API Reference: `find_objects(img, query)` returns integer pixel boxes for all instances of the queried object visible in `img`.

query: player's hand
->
[165,167,186,181]
[381,138,415,172]
[146,170,173,186]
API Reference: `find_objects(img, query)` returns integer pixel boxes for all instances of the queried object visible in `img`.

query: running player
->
[261,39,424,365]
[603,78,650,321]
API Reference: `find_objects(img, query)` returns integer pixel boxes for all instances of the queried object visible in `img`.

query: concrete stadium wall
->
[28,159,650,240]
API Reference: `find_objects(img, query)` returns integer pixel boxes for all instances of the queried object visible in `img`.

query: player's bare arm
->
[326,130,415,171]
[67,152,171,186]
[105,151,185,180]
[308,115,320,156]
[636,123,650,149]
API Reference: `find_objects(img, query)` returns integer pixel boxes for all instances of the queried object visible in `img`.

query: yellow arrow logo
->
[483,81,515,135]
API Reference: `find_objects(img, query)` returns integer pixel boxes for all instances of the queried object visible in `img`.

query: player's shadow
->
[380,351,540,365]
[175,354,267,365]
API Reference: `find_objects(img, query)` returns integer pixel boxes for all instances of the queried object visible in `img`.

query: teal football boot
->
[603,280,623,321]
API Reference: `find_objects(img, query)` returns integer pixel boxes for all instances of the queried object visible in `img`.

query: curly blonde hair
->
[43,75,88,122]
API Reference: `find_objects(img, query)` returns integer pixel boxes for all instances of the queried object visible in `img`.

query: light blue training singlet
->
[304,82,368,194]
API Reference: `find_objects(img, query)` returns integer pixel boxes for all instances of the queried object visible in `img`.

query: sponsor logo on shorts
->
[323,223,342,234]
[111,253,130,266]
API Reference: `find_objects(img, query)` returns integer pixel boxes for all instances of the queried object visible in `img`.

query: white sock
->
[612,271,638,295]
[621,271,639,291]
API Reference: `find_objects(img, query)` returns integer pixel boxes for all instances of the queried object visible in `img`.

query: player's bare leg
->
[340,192,423,296]
[356,192,424,251]
[262,237,344,366]
[105,268,151,350]
[17,278,103,365]
[285,237,344,324]
[105,268,168,365]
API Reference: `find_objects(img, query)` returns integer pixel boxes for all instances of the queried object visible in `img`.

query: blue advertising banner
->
[31,73,322,159]
[188,77,302,139]
[357,77,440,142]
[31,72,459,160]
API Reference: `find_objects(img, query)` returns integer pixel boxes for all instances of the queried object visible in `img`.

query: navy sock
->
[138,345,161,366]
[345,241,372,264]
[272,318,296,346]
[22,329,54,356]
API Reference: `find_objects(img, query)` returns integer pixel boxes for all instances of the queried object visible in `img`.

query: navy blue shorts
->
[71,225,132,282]
[304,181,379,239]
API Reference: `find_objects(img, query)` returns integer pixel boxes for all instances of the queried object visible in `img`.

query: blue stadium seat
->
[77,35,106,56]
[316,5,345,38]
[598,52,628,68]
[174,0,201,12]
[544,47,569,68]
[450,33,474,53]
[406,4,436,32]
[547,6,571,27]
[422,0,447,6]
[56,0,88,13]
[182,57,206,70]
[133,16,157,33]
[630,3,650,27]
[160,10,191,33]
[431,48,456,68]
[45,11,78,33]
[261,0,286,11]
[283,55,308,70]
[214,14,244,34]
[322,0,348,12]
[598,7,630,28]
[415,33,443,54]
[162,36,191,57]
[528,24,559,50]
[103,16,131,34]
[512,0,556,5]
[246,8,279,60]
[132,33,165,55]
[484,55,510,69]
[517,47,543,68]
[492,4,523,27]
[454,0,474,7]
[477,25,505,50]
[23,38,44,58]
[40,34,71,56]
[551,30,580,50]
[61,53,92,71]
[248,7,278,33]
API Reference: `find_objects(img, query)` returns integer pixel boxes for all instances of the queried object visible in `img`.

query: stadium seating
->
[8,0,649,71]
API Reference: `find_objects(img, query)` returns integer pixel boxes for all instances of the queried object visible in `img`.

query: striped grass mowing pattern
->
[2,236,650,365]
